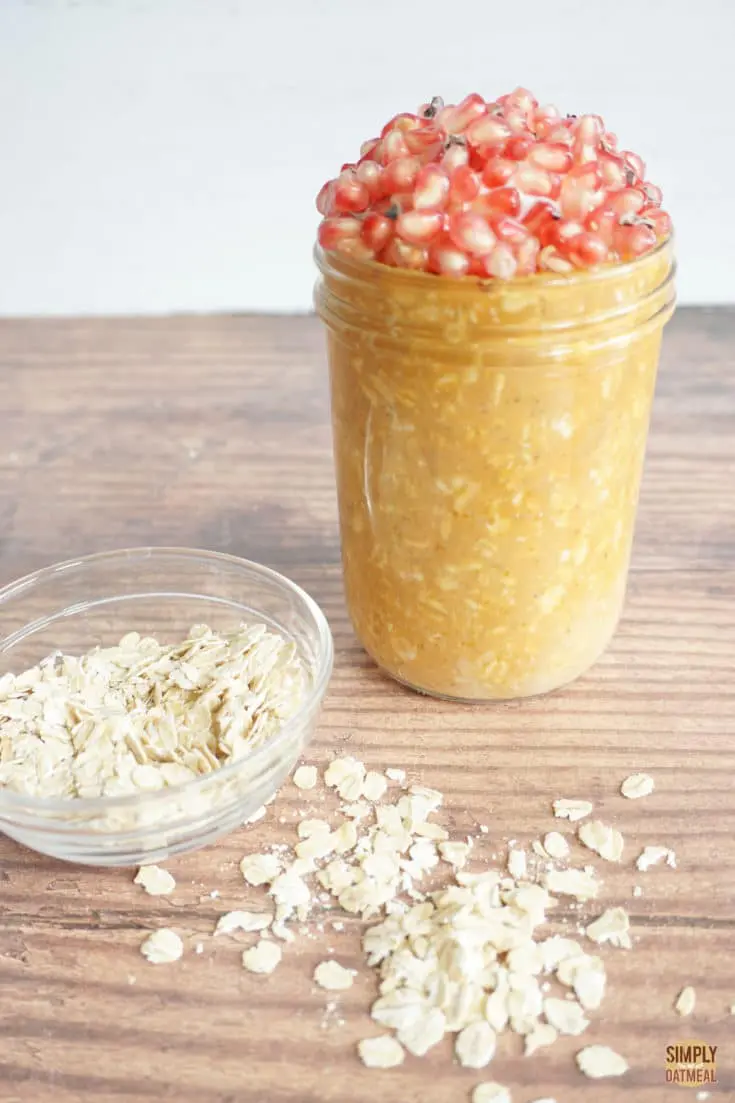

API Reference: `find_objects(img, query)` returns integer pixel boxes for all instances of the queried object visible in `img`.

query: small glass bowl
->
[0,548,333,866]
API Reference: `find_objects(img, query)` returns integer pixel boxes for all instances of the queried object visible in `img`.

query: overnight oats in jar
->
[314,88,675,701]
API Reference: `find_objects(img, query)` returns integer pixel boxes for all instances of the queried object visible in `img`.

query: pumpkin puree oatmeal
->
[314,87,675,699]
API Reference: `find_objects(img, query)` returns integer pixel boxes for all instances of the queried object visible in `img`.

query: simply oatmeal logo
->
[665,1040,718,1087]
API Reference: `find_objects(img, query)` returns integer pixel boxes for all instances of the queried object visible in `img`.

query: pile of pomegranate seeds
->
[316,88,672,279]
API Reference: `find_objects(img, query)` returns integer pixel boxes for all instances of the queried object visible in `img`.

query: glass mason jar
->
[315,240,675,701]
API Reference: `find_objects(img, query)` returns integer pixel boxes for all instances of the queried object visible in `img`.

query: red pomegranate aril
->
[380,238,429,270]
[585,208,617,247]
[482,157,516,187]
[523,201,559,244]
[528,142,572,173]
[598,153,628,190]
[318,216,362,251]
[513,165,557,197]
[546,123,574,145]
[576,114,604,144]
[484,243,518,279]
[465,115,512,146]
[641,181,663,206]
[448,165,481,204]
[332,174,371,214]
[613,222,657,259]
[413,164,451,210]
[448,211,496,255]
[441,142,470,173]
[560,169,604,220]
[355,160,384,198]
[504,109,529,134]
[572,139,599,167]
[361,212,394,252]
[640,207,672,236]
[396,209,443,245]
[381,156,420,196]
[563,230,608,267]
[506,87,537,115]
[380,113,421,137]
[447,93,488,133]
[404,124,442,154]
[622,150,646,181]
[316,181,335,216]
[359,137,379,159]
[504,135,535,161]
[515,234,541,275]
[428,239,471,277]
[490,215,530,246]
[605,187,645,216]
[380,130,409,163]
[473,186,521,217]
[335,237,376,262]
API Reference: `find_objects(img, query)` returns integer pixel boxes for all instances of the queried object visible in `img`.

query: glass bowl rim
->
[0,545,334,816]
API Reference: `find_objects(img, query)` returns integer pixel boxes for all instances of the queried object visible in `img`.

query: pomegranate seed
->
[515,235,541,275]
[641,181,663,206]
[448,165,481,204]
[404,123,442,154]
[572,139,599,167]
[465,115,511,146]
[546,123,575,146]
[490,215,530,246]
[528,142,572,173]
[576,114,603,144]
[318,216,362,251]
[413,164,450,210]
[389,191,415,213]
[547,218,586,249]
[613,222,657,259]
[484,243,518,280]
[334,238,376,262]
[361,212,394,253]
[513,165,556,197]
[640,206,672,236]
[380,238,429,270]
[448,211,495,255]
[523,201,559,244]
[445,92,487,133]
[506,86,538,117]
[539,245,574,273]
[622,150,646,181]
[355,160,384,198]
[332,173,370,214]
[316,181,335,216]
[482,158,516,187]
[560,167,603,219]
[598,153,628,190]
[380,130,409,163]
[441,141,470,173]
[504,136,535,161]
[473,186,521,217]
[562,230,608,267]
[505,109,529,134]
[418,96,444,119]
[381,156,420,195]
[359,138,379,159]
[380,113,421,137]
[396,209,443,245]
[428,239,471,277]
[585,208,617,247]
[604,187,645,216]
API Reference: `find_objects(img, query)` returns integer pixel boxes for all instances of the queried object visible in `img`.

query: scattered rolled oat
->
[134,864,176,896]
[636,846,676,871]
[471,1084,511,1103]
[240,852,282,886]
[214,910,272,936]
[140,928,184,965]
[557,954,606,1010]
[585,907,632,950]
[620,773,655,799]
[455,1021,497,1069]
[553,798,593,822]
[0,623,307,799]
[577,820,624,862]
[357,1035,405,1069]
[524,1023,558,1056]
[242,938,282,974]
[314,959,355,991]
[576,1044,629,1078]
[543,867,599,901]
[674,985,696,1016]
[543,997,589,1036]
[632,885,643,897]
[507,848,527,880]
[293,765,318,790]
[439,840,471,869]
[541,831,570,860]
[385,768,406,784]
[363,771,389,802]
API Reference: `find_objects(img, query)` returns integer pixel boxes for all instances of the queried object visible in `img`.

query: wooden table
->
[0,310,733,1103]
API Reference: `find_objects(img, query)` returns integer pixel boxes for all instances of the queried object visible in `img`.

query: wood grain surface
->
[0,308,733,1103]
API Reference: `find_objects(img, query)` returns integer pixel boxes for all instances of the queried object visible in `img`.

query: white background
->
[0,0,733,316]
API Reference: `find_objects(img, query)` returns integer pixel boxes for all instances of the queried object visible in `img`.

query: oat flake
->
[472,1084,512,1103]
[357,1035,405,1069]
[293,765,318,790]
[140,928,183,965]
[636,845,676,871]
[314,959,355,991]
[553,798,593,822]
[585,907,632,949]
[577,820,624,862]
[620,773,654,799]
[675,985,696,1016]
[542,831,570,859]
[242,939,282,975]
[134,864,176,896]
[576,1043,629,1078]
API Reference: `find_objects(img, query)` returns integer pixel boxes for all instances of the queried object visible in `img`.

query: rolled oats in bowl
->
[0,548,333,866]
